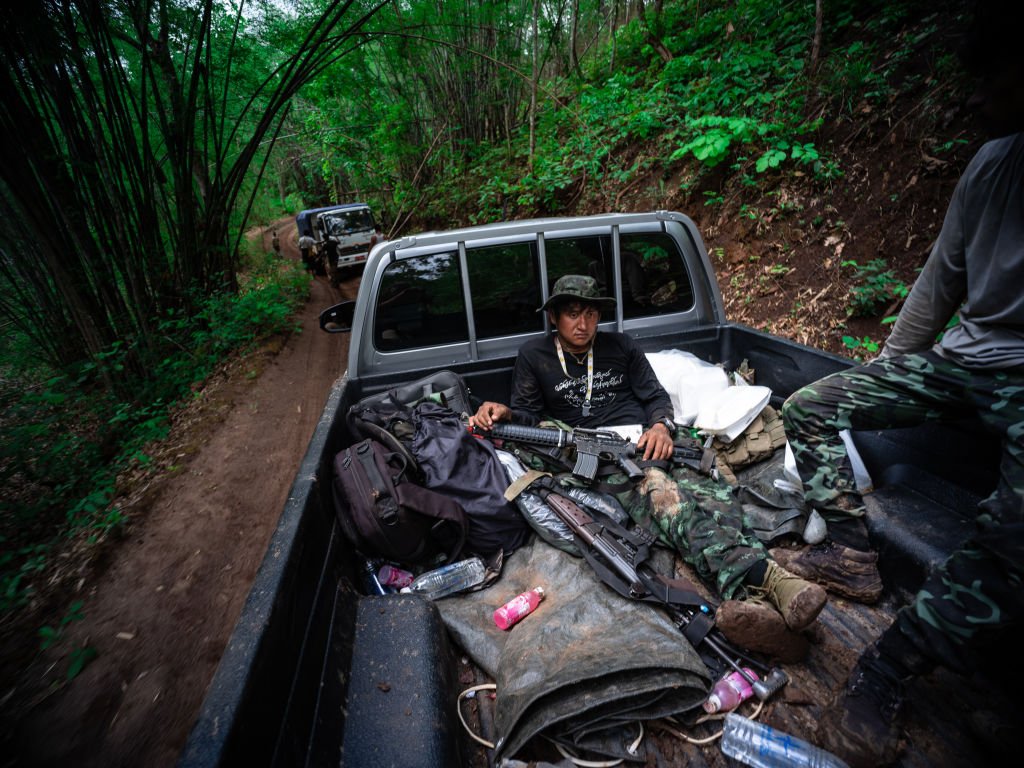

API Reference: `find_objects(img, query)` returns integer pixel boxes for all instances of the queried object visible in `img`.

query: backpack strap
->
[353,441,400,525]
[351,416,424,483]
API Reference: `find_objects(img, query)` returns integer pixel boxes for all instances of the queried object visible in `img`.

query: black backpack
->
[346,370,473,480]
[332,438,467,566]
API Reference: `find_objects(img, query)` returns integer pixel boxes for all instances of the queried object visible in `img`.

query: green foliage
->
[38,600,85,651]
[0,257,309,616]
[821,40,888,112]
[671,116,766,168]
[842,258,909,316]
[842,335,881,360]
[654,1,826,180]
[66,645,98,680]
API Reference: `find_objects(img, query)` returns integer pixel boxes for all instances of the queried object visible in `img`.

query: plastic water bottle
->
[378,564,414,589]
[703,668,759,713]
[493,587,545,630]
[721,713,850,768]
[400,557,486,600]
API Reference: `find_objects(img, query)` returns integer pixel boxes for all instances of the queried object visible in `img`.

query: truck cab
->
[321,211,723,379]
[316,204,377,285]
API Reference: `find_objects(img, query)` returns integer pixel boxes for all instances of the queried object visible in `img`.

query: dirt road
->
[14,219,358,767]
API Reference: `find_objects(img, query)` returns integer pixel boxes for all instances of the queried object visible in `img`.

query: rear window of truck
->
[373,231,695,351]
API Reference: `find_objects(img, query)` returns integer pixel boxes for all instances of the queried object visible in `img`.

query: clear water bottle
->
[721,713,850,768]
[400,557,487,600]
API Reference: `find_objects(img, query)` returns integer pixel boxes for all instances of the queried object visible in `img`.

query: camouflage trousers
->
[616,466,766,600]
[782,350,1024,672]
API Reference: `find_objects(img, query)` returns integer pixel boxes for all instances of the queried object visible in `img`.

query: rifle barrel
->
[487,422,573,448]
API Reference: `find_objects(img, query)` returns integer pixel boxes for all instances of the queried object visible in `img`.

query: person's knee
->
[781,389,811,429]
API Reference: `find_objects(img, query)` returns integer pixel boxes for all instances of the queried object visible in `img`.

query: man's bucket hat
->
[539,274,616,312]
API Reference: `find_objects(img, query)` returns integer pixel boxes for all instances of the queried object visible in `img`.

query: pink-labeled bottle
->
[378,564,414,589]
[703,668,759,713]
[493,587,545,630]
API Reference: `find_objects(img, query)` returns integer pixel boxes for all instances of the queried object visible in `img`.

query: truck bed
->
[179,324,1017,768]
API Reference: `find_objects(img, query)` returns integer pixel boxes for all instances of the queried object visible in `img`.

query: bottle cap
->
[534,586,545,598]
[702,694,722,714]
[399,587,411,594]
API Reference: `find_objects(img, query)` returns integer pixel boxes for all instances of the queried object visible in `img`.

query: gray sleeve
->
[879,174,968,358]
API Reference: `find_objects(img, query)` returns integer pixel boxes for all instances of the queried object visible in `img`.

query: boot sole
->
[784,583,828,632]
[771,548,883,604]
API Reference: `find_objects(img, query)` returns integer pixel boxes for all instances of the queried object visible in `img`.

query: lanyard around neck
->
[555,337,594,417]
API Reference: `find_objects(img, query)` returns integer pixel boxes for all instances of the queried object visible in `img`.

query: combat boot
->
[716,598,810,662]
[747,559,827,632]
[820,651,907,767]
[771,541,882,603]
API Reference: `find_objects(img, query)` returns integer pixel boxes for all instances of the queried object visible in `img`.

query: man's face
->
[550,302,600,354]
[968,61,1024,137]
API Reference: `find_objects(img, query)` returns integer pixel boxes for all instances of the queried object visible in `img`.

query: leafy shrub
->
[842,259,909,316]
[0,255,309,615]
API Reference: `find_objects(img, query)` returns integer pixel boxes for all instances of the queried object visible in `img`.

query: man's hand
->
[469,401,512,430]
[637,422,673,461]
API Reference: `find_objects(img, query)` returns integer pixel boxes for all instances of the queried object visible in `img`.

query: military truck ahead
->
[295,203,377,282]
[317,204,377,285]
[181,211,1010,768]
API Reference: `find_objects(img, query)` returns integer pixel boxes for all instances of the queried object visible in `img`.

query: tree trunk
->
[811,0,824,73]
[570,0,582,79]
[529,0,539,172]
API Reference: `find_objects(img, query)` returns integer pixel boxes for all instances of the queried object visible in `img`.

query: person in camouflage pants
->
[784,349,1024,674]
[782,4,1024,763]
[617,464,768,600]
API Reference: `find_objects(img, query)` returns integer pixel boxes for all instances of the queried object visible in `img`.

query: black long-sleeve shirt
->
[509,331,674,428]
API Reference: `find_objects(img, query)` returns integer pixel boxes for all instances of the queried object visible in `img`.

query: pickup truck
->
[180,211,1011,768]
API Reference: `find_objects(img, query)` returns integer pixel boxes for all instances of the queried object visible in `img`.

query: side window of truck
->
[545,233,695,319]
[619,232,695,319]
[374,252,469,351]
[466,242,544,337]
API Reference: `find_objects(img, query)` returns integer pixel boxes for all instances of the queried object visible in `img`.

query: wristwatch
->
[651,416,675,433]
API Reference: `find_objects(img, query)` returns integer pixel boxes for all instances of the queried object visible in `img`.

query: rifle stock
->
[542,490,646,598]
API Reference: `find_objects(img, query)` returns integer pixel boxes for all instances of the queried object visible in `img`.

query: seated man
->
[471,274,827,644]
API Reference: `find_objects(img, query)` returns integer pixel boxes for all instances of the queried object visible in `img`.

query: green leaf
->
[67,646,98,680]
[38,625,59,650]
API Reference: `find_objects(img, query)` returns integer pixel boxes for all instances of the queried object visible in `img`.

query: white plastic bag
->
[840,429,874,493]
[694,385,772,443]
[645,350,729,425]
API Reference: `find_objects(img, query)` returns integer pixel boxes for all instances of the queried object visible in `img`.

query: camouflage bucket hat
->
[539,274,616,312]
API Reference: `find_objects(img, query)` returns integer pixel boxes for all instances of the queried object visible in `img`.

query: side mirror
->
[319,301,356,333]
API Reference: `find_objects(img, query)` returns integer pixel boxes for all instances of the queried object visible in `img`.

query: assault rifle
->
[528,476,787,700]
[481,422,709,482]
